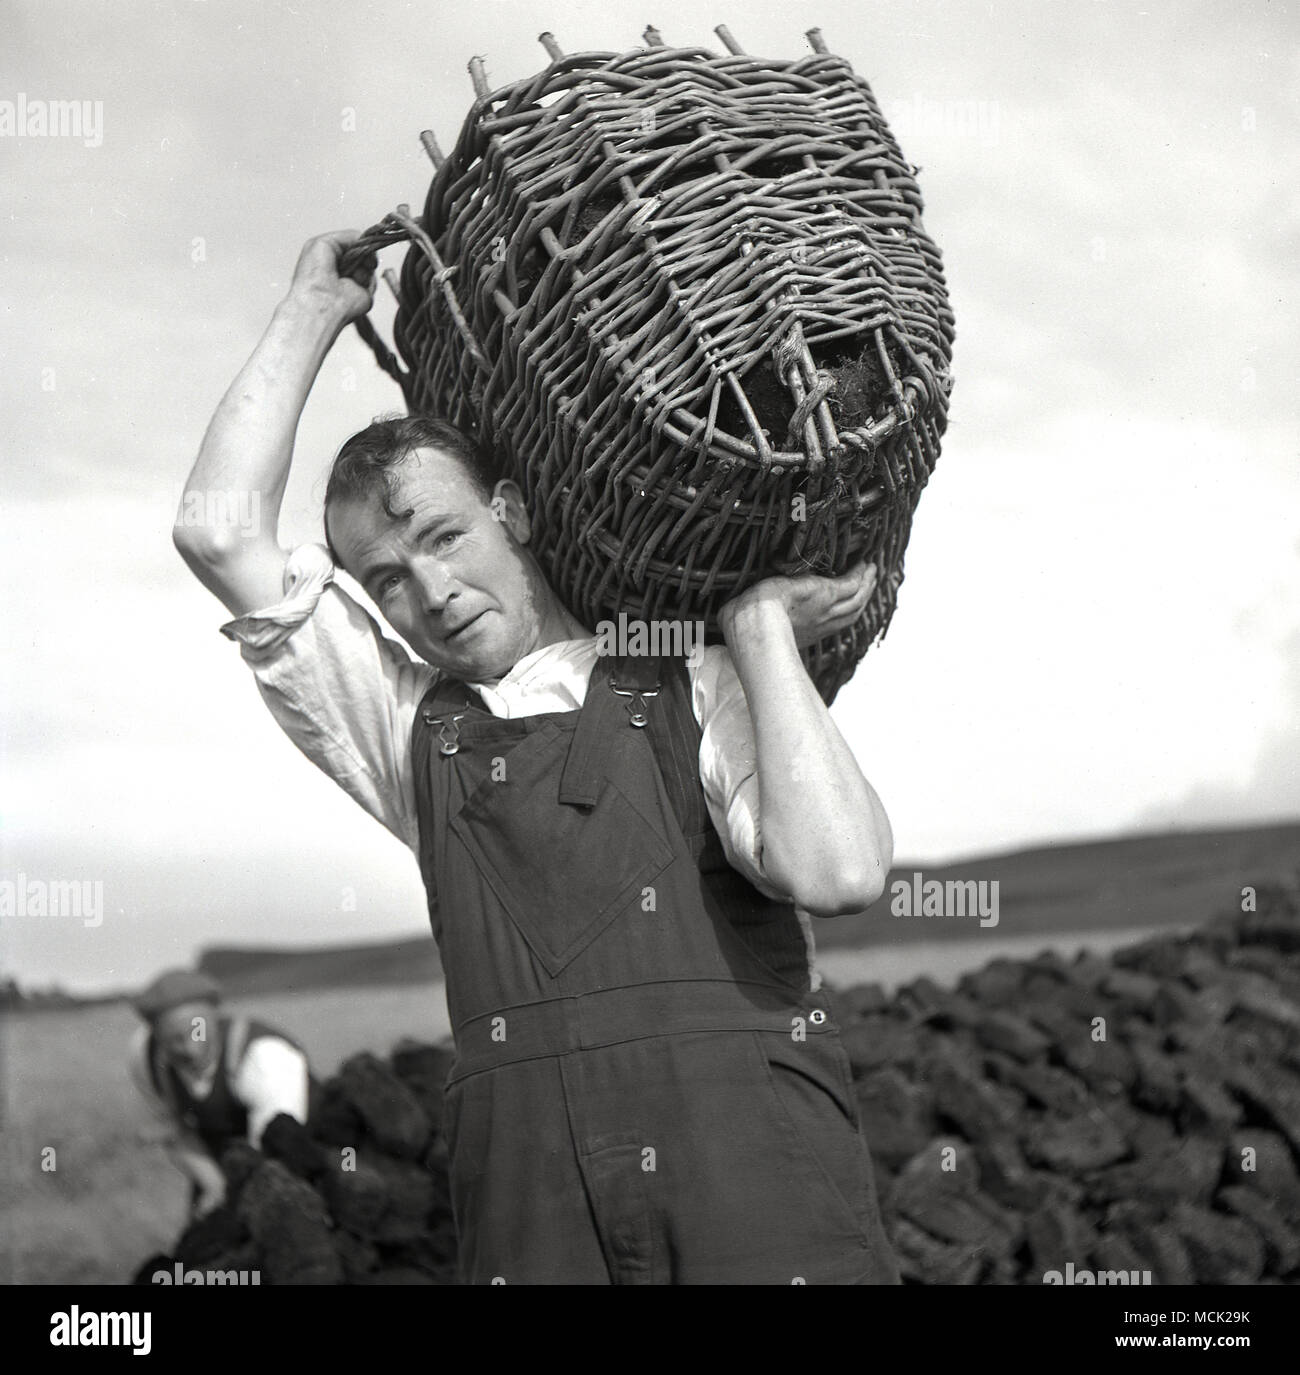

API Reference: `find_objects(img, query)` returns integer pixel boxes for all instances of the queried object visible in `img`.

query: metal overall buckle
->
[609,677,659,728]
[422,708,467,756]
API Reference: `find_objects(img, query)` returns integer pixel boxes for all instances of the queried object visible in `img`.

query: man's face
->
[154,1002,219,1073]
[328,447,550,681]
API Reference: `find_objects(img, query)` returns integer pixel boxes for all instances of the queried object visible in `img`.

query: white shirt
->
[217,544,818,977]
[129,1023,310,1149]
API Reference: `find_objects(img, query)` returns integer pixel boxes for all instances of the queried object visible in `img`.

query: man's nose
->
[412,557,456,615]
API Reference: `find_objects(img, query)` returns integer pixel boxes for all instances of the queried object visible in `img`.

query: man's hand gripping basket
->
[341,24,955,701]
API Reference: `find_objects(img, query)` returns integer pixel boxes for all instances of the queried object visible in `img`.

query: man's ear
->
[491,480,531,543]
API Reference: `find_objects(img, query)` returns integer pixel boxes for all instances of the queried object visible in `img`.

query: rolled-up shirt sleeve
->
[219,543,434,853]
[690,646,791,904]
[233,1037,311,1147]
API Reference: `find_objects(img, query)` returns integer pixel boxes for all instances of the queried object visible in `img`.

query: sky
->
[1,0,1297,993]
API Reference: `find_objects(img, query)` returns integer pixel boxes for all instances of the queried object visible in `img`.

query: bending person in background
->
[129,969,311,1219]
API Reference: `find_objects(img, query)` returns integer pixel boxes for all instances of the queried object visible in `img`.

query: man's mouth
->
[443,612,483,643]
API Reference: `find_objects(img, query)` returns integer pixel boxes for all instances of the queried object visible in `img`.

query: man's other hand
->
[191,1180,228,1220]
[720,561,877,649]
[287,229,378,325]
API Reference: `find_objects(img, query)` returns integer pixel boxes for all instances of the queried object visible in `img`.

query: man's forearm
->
[174,296,348,593]
[173,231,374,616]
[725,600,893,916]
[165,1136,226,1201]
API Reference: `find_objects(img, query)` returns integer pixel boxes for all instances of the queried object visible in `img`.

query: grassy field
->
[0,983,451,1285]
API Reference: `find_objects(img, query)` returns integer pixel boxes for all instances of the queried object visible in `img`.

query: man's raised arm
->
[719,563,894,918]
[172,231,376,616]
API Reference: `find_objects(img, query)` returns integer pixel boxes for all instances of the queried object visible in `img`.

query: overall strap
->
[416,674,488,756]
[418,673,486,719]
[557,655,657,807]
[559,655,710,843]
[640,659,713,843]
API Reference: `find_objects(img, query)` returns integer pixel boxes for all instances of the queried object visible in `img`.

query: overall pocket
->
[748,1031,879,1239]
[449,722,675,976]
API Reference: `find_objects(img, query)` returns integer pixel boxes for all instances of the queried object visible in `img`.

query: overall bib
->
[412,654,899,1285]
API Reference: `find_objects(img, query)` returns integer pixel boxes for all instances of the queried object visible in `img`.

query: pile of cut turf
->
[134,874,1300,1284]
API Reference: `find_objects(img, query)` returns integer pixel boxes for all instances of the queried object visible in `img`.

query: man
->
[130,969,311,1219]
[173,230,900,1283]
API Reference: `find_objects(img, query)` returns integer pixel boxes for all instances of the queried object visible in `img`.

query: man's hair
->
[323,414,502,565]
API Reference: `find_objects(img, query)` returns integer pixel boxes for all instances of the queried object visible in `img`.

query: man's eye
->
[378,573,402,597]
[435,530,461,551]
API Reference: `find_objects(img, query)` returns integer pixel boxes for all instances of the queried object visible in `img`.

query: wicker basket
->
[340,24,954,701]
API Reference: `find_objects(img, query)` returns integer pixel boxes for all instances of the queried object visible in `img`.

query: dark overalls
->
[412,653,898,1285]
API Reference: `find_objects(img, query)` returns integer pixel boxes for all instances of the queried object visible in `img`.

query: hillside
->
[190,822,1300,996]
[816,821,1300,950]
[8,822,1292,1012]
[195,937,443,998]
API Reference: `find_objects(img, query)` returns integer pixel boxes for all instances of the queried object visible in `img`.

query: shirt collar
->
[468,636,597,694]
